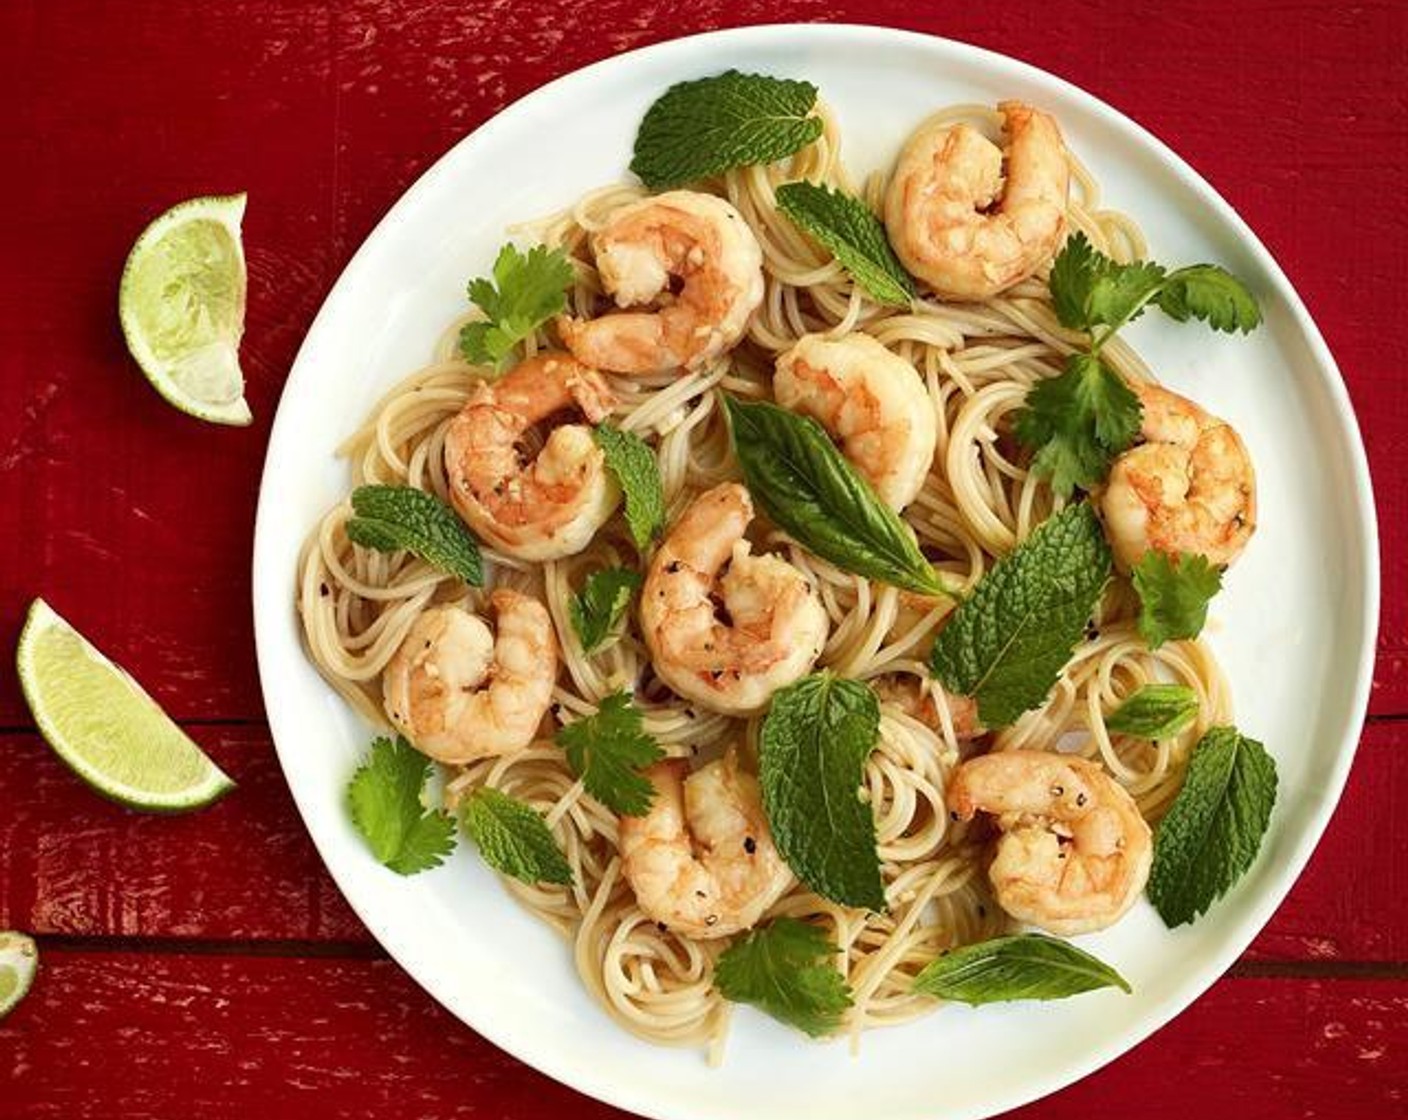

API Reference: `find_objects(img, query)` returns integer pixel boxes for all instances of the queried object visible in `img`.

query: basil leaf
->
[345,484,483,586]
[759,672,884,911]
[929,503,1111,728]
[723,396,951,598]
[1148,726,1277,927]
[913,934,1131,1004]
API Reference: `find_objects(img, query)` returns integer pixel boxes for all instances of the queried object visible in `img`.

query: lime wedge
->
[118,193,253,426]
[0,932,37,1021]
[16,599,235,812]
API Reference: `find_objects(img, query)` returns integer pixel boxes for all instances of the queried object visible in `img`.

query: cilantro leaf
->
[1013,353,1143,497]
[759,673,884,910]
[593,423,665,551]
[630,71,823,190]
[714,918,853,1037]
[457,243,574,370]
[724,396,954,598]
[929,503,1111,728]
[555,691,664,817]
[1132,551,1223,648]
[1048,232,1164,332]
[774,181,915,306]
[569,568,642,654]
[913,934,1131,1005]
[346,736,457,875]
[1156,264,1262,333]
[1106,683,1200,739]
[345,484,483,585]
[1148,726,1277,927]
[460,787,573,886]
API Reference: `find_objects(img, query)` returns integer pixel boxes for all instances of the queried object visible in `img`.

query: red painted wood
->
[1,1,1405,1117]
[1,721,1403,960]
[3,950,1405,1119]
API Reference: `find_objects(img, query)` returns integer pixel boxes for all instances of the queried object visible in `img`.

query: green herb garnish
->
[459,787,574,887]
[458,243,574,370]
[593,423,665,551]
[630,71,823,189]
[345,484,483,586]
[775,181,915,306]
[759,672,884,910]
[555,691,664,817]
[346,735,457,875]
[1106,683,1200,739]
[1132,550,1223,648]
[929,503,1111,728]
[569,567,643,654]
[714,918,853,1037]
[913,934,1131,1005]
[723,396,953,598]
[1148,726,1277,927]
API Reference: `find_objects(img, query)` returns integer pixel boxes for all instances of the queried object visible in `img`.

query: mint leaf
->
[774,181,914,306]
[1148,727,1277,927]
[913,934,1131,1004]
[569,568,642,653]
[759,673,884,910]
[1155,264,1262,333]
[724,396,953,598]
[929,503,1111,728]
[458,243,574,370]
[345,484,484,586]
[460,787,573,886]
[1106,683,1199,739]
[1013,353,1143,498]
[1132,551,1223,648]
[714,918,853,1037]
[555,691,664,817]
[630,71,823,190]
[593,423,664,551]
[347,736,457,875]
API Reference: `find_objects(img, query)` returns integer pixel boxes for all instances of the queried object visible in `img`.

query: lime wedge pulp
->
[16,599,235,812]
[118,193,253,426]
[0,932,37,1020]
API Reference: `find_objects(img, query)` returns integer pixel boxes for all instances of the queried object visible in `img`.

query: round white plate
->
[252,24,1378,1120]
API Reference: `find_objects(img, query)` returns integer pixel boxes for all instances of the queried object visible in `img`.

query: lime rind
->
[16,599,235,813]
[118,192,253,427]
[0,932,38,1020]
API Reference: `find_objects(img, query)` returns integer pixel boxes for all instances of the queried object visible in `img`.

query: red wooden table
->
[3,2,1404,1116]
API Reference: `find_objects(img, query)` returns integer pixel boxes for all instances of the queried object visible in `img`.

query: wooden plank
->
[2,948,1404,1118]
[0,0,1403,727]
[3,722,1404,961]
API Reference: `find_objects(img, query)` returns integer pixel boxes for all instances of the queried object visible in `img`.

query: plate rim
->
[251,22,1381,1120]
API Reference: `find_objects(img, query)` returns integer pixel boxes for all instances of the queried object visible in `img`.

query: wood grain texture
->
[1,722,1403,961]
[3,949,1405,1119]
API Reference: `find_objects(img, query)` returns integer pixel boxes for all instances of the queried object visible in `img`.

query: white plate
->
[252,24,1378,1120]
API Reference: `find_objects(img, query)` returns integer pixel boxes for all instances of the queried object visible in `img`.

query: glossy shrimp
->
[444,352,620,561]
[885,101,1069,301]
[1100,381,1257,572]
[873,675,983,741]
[948,750,1152,935]
[639,482,828,715]
[774,332,938,511]
[382,590,557,764]
[558,190,765,374]
[618,757,793,939]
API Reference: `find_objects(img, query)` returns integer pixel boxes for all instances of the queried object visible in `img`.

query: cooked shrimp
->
[948,751,1152,935]
[1100,381,1256,571]
[774,333,938,510]
[382,590,557,764]
[640,483,827,715]
[885,101,1069,301]
[619,757,793,939]
[873,675,983,741]
[444,352,620,561]
[558,190,764,374]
